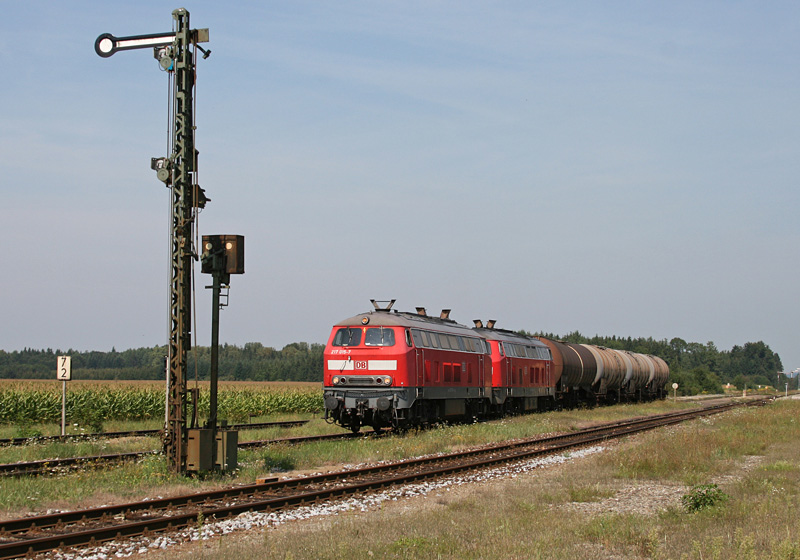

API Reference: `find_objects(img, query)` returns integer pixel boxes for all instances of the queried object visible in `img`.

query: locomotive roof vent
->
[370,299,396,312]
[416,307,427,317]
[473,319,483,328]
[440,309,451,320]
[487,320,496,329]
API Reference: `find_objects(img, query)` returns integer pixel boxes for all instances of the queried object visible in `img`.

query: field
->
[1,385,799,558]
[0,380,322,435]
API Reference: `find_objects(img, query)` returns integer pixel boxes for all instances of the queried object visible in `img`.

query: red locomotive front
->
[323,300,491,431]
[324,323,413,389]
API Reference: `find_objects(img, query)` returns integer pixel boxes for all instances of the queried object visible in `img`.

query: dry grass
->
[142,399,800,560]
[0,401,689,520]
[4,398,798,559]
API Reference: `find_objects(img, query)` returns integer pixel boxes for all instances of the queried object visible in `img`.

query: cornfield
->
[0,382,322,425]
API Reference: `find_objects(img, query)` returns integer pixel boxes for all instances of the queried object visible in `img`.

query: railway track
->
[0,419,310,447]
[0,398,770,560]
[0,431,365,478]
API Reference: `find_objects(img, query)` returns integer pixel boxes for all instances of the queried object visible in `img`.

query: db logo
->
[355,361,367,370]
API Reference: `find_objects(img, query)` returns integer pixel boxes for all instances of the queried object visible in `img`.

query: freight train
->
[323,300,669,432]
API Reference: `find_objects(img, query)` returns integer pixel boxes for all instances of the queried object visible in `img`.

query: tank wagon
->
[536,338,669,405]
[323,301,669,432]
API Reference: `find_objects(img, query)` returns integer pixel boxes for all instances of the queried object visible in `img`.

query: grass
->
[0,412,324,519]
[5,397,798,560]
[598,405,788,485]
[566,483,616,503]
[0,400,694,520]
[135,398,800,560]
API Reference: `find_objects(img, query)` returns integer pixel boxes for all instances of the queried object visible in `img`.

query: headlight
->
[332,376,340,385]
[382,376,392,386]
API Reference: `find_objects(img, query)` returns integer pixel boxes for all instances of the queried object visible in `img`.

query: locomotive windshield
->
[332,327,396,347]
[332,328,362,346]
[364,327,395,346]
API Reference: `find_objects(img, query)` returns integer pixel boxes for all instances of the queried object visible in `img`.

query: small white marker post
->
[672,382,678,401]
[57,356,71,436]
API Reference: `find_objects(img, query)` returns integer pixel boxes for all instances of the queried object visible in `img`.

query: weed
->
[12,423,43,439]
[642,528,662,559]
[389,536,432,553]
[567,483,614,503]
[773,538,800,560]
[579,513,646,546]
[681,483,728,513]
[733,528,757,560]
[764,460,795,472]
[260,452,296,472]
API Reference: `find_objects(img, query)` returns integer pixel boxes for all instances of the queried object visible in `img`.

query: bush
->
[681,483,728,512]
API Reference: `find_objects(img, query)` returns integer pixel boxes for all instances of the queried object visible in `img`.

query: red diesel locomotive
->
[323,300,491,431]
[323,300,669,432]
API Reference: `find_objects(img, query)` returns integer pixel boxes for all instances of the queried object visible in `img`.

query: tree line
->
[0,342,324,382]
[530,331,784,395]
[0,334,786,396]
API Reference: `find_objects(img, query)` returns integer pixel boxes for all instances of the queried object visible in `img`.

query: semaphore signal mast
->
[95,9,209,474]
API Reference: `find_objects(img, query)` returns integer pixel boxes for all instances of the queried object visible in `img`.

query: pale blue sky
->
[1,1,798,374]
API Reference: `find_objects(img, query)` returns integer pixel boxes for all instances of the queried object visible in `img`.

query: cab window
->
[332,328,362,347]
[365,327,396,346]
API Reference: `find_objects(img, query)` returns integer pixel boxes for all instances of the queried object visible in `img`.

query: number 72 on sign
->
[57,356,71,381]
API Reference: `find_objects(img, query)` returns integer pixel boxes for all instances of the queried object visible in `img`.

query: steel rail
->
[0,431,366,478]
[0,420,310,447]
[0,450,160,477]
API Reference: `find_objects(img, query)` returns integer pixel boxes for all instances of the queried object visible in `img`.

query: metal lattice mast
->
[164,8,211,473]
[165,8,194,474]
[95,9,209,474]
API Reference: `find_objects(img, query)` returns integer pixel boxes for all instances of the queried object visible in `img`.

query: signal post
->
[95,9,236,474]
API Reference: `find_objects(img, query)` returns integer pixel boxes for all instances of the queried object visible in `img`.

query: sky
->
[1,1,798,374]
